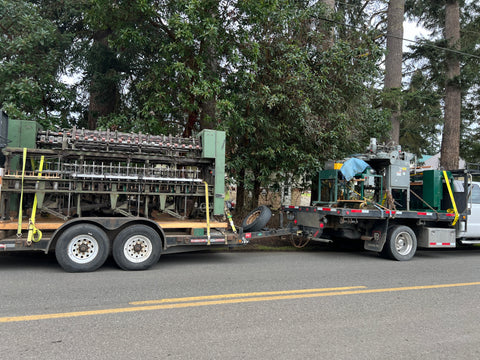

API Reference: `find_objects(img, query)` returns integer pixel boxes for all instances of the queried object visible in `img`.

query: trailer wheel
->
[383,225,417,261]
[242,205,272,232]
[55,224,110,272]
[113,225,162,271]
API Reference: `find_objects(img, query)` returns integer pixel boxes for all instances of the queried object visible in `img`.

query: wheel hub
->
[79,243,89,253]
[395,232,412,255]
[123,235,153,263]
[133,242,143,253]
[68,235,99,264]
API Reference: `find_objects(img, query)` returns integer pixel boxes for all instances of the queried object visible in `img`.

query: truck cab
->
[461,181,480,239]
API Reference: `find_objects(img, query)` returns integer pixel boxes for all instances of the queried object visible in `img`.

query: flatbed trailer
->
[283,202,460,260]
[0,111,247,272]
[282,139,480,260]
[0,218,238,253]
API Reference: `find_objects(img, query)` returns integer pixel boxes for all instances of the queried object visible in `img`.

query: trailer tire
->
[384,225,417,261]
[242,205,272,232]
[55,224,110,272]
[113,225,162,271]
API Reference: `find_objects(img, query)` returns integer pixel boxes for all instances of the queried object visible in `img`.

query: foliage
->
[399,71,443,155]
[405,0,480,162]
[0,0,75,127]
[220,0,388,202]
[88,0,229,135]
[81,0,389,207]
[0,0,413,209]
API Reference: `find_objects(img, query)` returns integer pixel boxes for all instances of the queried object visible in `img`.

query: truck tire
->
[112,225,162,271]
[383,225,417,261]
[242,205,272,232]
[55,224,110,272]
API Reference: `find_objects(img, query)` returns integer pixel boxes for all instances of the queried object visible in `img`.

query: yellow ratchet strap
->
[443,171,459,226]
[27,155,44,244]
[226,208,237,234]
[203,181,211,245]
[17,148,27,237]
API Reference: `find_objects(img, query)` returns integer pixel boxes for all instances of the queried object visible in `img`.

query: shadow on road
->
[0,252,59,272]
[0,249,238,272]
[2,245,479,272]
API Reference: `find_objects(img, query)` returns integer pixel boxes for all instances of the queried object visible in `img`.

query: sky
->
[403,19,428,52]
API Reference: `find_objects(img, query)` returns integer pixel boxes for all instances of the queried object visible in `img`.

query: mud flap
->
[364,221,388,252]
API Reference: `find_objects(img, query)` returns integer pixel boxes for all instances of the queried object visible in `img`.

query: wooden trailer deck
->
[0,218,229,231]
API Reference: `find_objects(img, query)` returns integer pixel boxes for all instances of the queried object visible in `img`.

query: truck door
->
[464,182,480,238]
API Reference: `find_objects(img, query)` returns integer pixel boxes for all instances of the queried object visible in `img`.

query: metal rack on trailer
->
[0,111,246,272]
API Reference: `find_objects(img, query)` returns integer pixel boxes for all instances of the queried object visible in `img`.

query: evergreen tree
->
[406,0,480,166]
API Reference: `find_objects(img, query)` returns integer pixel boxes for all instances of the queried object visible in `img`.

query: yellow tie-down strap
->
[443,171,459,226]
[27,155,45,244]
[203,181,211,245]
[17,148,28,237]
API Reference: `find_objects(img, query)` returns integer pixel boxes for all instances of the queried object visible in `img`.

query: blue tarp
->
[340,158,370,181]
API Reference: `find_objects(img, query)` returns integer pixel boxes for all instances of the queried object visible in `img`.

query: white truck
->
[461,181,480,239]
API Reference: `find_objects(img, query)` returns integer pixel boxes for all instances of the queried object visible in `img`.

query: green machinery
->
[410,170,455,212]
[0,116,226,221]
[312,139,456,213]
[313,168,383,206]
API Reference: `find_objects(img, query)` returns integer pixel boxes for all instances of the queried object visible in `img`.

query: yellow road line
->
[2,282,480,323]
[129,286,367,305]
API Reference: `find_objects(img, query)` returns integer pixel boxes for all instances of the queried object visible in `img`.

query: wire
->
[317,15,480,60]
[388,34,480,60]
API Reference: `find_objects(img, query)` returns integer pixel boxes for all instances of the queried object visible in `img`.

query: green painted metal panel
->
[422,170,443,209]
[7,119,41,171]
[214,130,226,215]
[200,129,217,158]
[0,110,8,148]
[193,228,204,236]
[5,120,41,213]
[198,129,226,216]
[8,119,40,149]
[318,169,340,180]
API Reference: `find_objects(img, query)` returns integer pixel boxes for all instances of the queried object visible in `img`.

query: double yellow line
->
[2,282,480,323]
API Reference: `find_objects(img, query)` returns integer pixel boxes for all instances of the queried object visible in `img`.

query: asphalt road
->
[1,246,480,359]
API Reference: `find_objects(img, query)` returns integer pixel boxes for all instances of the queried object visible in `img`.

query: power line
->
[317,14,480,60]
[388,34,480,60]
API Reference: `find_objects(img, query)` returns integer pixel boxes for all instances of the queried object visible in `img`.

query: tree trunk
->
[384,0,405,145]
[183,93,198,138]
[252,177,261,209]
[200,95,216,130]
[440,0,461,170]
[199,39,218,130]
[88,29,119,130]
[320,0,335,49]
[184,4,219,135]
[236,168,246,211]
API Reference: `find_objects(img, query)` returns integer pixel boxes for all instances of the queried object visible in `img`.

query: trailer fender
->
[364,220,389,252]
[45,217,166,253]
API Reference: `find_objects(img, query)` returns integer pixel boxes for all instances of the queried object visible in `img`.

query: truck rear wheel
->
[383,225,417,261]
[55,224,110,272]
[112,225,162,271]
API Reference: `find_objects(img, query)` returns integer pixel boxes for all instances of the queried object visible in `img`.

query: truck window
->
[472,184,480,204]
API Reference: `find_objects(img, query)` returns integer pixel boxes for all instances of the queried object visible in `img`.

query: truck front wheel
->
[383,225,417,261]
[55,224,110,272]
[112,225,162,271]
